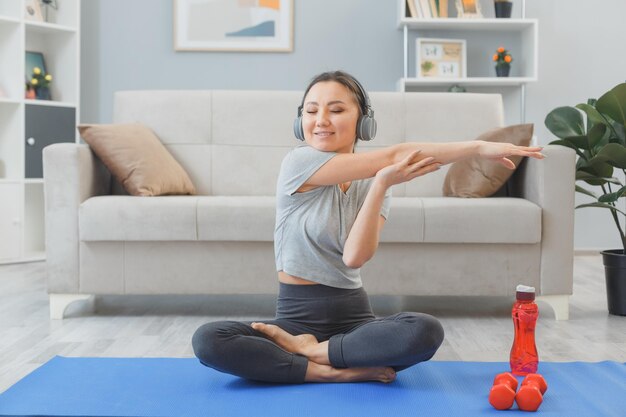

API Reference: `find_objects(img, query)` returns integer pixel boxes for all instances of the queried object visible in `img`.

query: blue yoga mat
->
[0,357,624,417]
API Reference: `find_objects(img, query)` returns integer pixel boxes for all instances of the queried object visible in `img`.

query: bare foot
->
[251,322,322,359]
[305,361,396,383]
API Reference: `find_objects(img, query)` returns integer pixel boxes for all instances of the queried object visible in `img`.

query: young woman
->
[192,70,544,384]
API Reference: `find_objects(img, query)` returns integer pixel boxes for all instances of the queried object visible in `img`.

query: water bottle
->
[510,284,539,376]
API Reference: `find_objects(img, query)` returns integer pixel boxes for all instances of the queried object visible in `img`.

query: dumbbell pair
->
[489,372,548,412]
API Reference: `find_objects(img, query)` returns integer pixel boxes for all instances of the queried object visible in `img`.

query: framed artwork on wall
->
[416,38,467,78]
[174,0,294,52]
[24,0,44,22]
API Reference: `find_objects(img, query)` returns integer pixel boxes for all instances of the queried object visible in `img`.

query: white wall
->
[81,0,626,250]
[525,0,626,250]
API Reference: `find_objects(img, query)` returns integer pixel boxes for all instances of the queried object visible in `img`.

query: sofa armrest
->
[509,144,576,295]
[43,143,111,293]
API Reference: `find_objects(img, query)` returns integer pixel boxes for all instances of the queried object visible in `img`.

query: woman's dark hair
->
[301,70,367,116]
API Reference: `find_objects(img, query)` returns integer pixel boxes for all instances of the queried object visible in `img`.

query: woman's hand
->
[375,150,441,188]
[476,140,545,169]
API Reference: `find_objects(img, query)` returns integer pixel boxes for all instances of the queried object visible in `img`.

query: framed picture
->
[25,51,47,82]
[416,38,467,78]
[455,0,483,18]
[24,0,44,22]
[174,0,294,52]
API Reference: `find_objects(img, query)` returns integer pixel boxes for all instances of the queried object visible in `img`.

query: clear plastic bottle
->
[510,284,539,376]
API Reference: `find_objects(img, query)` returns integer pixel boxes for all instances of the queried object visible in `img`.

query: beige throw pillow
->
[442,124,534,198]
[78,123,196,196]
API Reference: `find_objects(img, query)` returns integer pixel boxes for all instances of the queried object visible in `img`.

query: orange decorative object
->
[258,0,280,10]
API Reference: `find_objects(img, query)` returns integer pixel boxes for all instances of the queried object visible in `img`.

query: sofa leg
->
[49,294,95,320]
[536,295,570,320]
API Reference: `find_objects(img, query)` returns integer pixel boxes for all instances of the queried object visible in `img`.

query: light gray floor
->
[1,255,625,393]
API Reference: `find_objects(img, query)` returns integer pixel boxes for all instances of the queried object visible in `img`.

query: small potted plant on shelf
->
[545,82,626,316]
[26,66,52,100]
[493,47,512,77]
[494,0,513,18]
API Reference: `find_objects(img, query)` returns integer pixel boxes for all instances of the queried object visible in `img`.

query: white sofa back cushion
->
[113,90,504,197]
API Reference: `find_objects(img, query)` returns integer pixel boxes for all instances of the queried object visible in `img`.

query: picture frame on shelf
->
[25,51,52,101]
[416,38,466,78]
[25,51,47,83]
[455,0,483,18]
[24,0,44,22]
[174,0,294,52]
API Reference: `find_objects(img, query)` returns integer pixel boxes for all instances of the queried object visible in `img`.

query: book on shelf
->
[429,0,439,17]
[406,0,418,17]
[407,0,448,19]
[418,0,432,18]
[439,0,448,17]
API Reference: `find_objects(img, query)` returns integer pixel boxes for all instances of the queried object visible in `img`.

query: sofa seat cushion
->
[80,196,539,244]
[80,196,277,242]
[80,196,198,241]
[197,196,275,241]
[421,197,541,244]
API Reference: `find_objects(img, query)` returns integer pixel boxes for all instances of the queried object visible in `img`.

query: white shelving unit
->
[398,0,537,123]
[0,0,80,264]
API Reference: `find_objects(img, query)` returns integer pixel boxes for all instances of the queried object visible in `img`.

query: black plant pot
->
[495,65,510,77]
[495,1,513,18]
[602,249,626,316]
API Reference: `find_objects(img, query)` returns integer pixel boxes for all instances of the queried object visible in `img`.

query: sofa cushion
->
[78,123,196,196]
[197,196,276,241]
[442,124,534,197]
[80,196,198,241]
[421,197,541,243]
[79,196,540,244]
[379,198,425,242]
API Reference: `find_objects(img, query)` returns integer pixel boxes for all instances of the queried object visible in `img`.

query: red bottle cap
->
[516,284,536,301]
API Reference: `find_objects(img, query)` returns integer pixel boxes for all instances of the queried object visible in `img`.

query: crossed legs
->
[250,322,397,383]
[192,312,444,384]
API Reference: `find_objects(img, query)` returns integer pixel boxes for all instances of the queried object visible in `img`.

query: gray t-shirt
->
[274,145,391,289]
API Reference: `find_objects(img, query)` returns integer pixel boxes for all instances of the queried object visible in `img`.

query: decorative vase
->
[495,1,513,18]
[602,249,626,316]
[35,86,51,100]
[495,65,510,77]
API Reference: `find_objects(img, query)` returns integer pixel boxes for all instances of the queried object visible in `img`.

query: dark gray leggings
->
[192,283,444,383]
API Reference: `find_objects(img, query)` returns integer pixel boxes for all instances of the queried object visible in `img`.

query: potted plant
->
[493,47,512,77]
[26,66,52,100]
[545,82,626,316]
[494,0,513,18]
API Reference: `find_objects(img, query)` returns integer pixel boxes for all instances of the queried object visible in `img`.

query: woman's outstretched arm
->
[342,152,440,268]
[304,141,544,190]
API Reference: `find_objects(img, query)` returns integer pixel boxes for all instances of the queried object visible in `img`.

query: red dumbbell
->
[515,373,548,412]
[489,372,519,410]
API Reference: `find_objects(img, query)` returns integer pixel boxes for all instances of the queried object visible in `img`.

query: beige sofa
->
[43,90,575,320]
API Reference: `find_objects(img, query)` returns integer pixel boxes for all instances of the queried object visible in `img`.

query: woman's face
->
[302,81,361,153]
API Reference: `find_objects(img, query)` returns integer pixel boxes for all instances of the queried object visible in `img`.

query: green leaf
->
[563,135,591,151]
[594,143,626,169]
[610,120,626,145]
[599,185,626,203]
[575,185,598,199]
[576,202,626,216]
[579,158,614,178]
[545,106,585,139]
[576,171,621,186]
[587,123,607,150]
[596,83,626,126]
[576,103,606,128]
